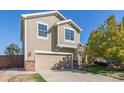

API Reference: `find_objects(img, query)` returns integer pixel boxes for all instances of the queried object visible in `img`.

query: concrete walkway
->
[39,70,123,82]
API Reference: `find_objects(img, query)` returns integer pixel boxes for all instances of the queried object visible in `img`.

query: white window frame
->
[37,22,49,40]
[64,27,75,43]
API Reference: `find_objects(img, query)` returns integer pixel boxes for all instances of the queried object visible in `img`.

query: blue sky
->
[0,10,124,54]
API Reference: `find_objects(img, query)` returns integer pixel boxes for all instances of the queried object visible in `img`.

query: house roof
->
[21,11,66,20]
[56,19,83,32]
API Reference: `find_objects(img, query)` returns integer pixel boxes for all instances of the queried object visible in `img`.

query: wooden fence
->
[0,55,24,69]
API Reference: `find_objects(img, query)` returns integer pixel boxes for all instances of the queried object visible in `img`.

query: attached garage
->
[35,50,73,71]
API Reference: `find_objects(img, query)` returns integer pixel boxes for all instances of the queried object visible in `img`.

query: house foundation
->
[25,60,35,71]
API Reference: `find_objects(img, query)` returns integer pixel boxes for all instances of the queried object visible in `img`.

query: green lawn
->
[84,65,108,75]
[84,64,124,80]
[8,73,47,82]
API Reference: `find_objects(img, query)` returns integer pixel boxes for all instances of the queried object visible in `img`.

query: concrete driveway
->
[39,70,123,82]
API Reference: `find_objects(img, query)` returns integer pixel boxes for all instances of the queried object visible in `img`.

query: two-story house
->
[21,11,82,71]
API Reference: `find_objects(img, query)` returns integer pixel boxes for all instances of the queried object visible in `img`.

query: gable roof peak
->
[56,19,83,32]
[21,10,66,20]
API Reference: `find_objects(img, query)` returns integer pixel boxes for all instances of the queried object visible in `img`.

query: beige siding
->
[58,24,80,47]
[26,15,60,60]
[23,15,80,61]
[59,48,75,53]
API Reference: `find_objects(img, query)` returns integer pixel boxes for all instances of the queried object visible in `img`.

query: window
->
[38,23,48,38]
[65,28,74,41]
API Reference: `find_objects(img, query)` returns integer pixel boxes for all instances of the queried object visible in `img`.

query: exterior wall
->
[57,24,80,48]
[22,14,81,71]
[25,60,35,71]
[51,27,58,51]
[26,15,61,61]
[58,48,75,53]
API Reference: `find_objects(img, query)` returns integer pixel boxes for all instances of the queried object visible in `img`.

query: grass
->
[84,65,108,76]
[84,64,124,80]
[8,73,47,82]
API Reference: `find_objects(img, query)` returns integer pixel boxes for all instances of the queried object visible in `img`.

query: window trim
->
[64,27,75,43]
[37,22,49,40]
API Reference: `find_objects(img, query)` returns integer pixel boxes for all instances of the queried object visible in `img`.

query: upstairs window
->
[38,22,48,38]
[65,28,74,41]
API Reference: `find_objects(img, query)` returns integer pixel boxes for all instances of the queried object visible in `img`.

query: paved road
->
[39,70,123,82]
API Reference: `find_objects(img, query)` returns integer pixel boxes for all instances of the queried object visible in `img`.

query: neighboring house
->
[21,11,83,71]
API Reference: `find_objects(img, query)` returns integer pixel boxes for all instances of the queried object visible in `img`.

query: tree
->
[87,15,124,63]
[4,43,22,55]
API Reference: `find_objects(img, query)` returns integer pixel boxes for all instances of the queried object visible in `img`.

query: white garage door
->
[35,53,72,71]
